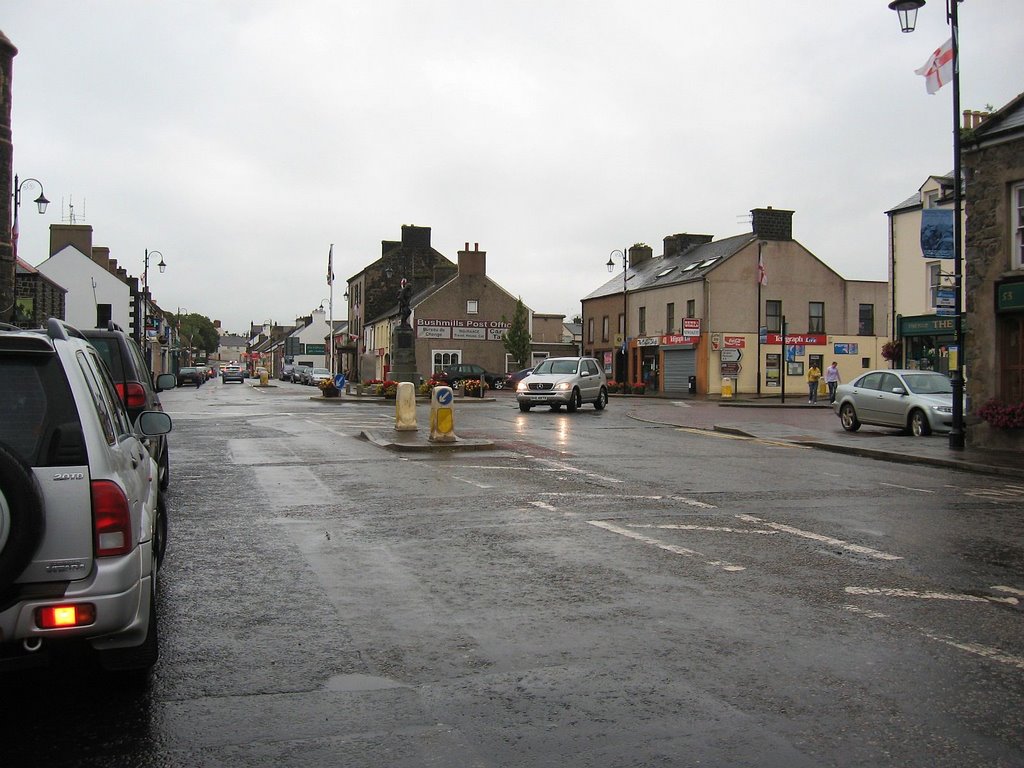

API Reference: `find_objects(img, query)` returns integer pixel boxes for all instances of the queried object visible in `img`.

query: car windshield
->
[533,359,579,375]
[902,372,953,395]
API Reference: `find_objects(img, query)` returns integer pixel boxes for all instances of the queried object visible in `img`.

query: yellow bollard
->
[394,381,418,431]
[260,370,269,386]
[721,377,733,399]
[429,386,458,443]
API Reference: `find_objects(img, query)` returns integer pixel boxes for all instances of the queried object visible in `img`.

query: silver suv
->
[516,356,609,412]
[0,319,173,675]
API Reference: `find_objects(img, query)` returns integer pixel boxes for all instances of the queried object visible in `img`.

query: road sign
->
[720,348,742,362]
[720,362,741,376]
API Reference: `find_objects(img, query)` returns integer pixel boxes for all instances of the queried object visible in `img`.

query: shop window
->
[858,304,874,336]
[638,306,646,336]
[602,316,609,343]
[1013,182,1024,270]
[666,303,675,334]
[809,302,824,333]
[766,300,782,333]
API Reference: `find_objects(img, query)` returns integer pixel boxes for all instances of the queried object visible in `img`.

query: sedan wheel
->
[839,402,861,432]
[492,378,505,390]
[909,409,932,437]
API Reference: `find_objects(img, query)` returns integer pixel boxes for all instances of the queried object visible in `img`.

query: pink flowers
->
[975,399,1024,429]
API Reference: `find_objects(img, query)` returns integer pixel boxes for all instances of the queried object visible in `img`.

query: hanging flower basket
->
[975,399,1024,429]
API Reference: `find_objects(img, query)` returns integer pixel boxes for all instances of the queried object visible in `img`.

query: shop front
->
[897,314,959,374]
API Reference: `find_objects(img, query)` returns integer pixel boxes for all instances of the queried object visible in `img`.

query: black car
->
[81,323,172,491]
[177,367,205,387]
[435,363,505,390]
[280,363,295,382]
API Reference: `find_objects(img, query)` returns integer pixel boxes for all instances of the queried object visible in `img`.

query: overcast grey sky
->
[5,1,1021,334]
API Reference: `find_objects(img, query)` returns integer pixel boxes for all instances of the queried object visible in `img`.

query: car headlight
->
[932,405,953,414]
[555,382,571,391]
[516,382,528,392]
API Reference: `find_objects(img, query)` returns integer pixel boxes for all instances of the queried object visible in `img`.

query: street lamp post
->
[606,248,629,385]
[888,0,966,450]
[138,249,167,347]
[7,175,49,322]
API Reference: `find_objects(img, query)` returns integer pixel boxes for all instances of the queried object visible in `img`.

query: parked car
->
[177,367,205,387]
[308,367,333,386]
[435,363,505,390]
[81,323,172,491]
[221,364,244,384]
[295,365,313,385]
[504,367,534,388]
[833,369,958,436]
[280,364,295,382]
[516,356,608,412]
[196,364,213,380]
[0,318,174,675]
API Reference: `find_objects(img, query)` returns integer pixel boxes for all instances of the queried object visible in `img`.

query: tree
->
[503,298,532,368]
[177,312,219,362]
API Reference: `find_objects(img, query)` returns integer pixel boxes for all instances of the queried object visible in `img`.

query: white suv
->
[0,319,173,675]
[516,356,609,412]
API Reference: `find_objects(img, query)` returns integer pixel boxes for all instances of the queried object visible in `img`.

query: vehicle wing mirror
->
[155,373,177,391]
[892,387,907,396]
[136,411,172,437]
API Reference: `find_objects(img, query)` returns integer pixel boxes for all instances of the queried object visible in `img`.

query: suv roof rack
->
[105,320,125,332]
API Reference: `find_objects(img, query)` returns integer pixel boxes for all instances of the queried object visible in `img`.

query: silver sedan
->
[833,369,956,436]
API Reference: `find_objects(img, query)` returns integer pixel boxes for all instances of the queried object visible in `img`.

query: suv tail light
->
[37,603,96,629]
[115,381,147,409]
[92,480,132,557]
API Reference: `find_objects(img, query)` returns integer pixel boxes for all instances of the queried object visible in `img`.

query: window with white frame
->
[466,300,479,314]
[432,350,460,374]
[1013,181,1024,270]
[927,262,943,307]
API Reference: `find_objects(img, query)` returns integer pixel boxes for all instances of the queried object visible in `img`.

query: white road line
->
[993,585,1024,597]
[586,520,745,572]
[879,482,935,494]
[629,524,778,535]
[845,587,988,602]
[669,401,691,408]
[451,475,494,489]
[528,501,559,512]
[843,604,889,620]
[737,514,903,561]
[922,632,1024,671]
[537,492,715,509]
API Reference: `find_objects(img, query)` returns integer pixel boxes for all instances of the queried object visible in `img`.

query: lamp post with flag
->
[606,248,629,385]
[888,0,966,449]
[756,240,768,396]
[326,244,335,373]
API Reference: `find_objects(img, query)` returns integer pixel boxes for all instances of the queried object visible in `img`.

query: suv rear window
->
[85,334,127,380]
[0,352,86,466]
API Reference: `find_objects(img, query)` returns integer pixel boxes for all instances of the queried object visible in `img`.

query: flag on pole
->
[757,251,767,286]
[327,243,334,285]
[915,37,954,95]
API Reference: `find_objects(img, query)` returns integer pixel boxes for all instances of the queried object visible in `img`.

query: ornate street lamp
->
[606,248,629,384]
[888,0,966,449]
[143,249,167,293]
[11,175,49,260]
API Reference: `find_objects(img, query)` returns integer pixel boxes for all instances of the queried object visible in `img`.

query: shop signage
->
[997,282,1024,312]
[720,348,741,362]
[723,335,745,348]
[417,318,511,340]
[636,336,659,347]
[306,344,325,355]
[899,316,955,336]
[661,334,696,347]
[765,333,826,345]
[682,318,701,337]
[935,288,956,308]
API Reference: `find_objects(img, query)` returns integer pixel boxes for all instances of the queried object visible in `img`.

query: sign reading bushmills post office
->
[416,318,510,341]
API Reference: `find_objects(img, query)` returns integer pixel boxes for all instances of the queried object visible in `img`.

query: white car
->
[0,319,174,675]
[516,356,609,412]
[308,367,333,386]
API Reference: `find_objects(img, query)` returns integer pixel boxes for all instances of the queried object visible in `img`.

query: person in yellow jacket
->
[807,364,822,404]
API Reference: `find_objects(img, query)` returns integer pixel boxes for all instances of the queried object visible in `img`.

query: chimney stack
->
[751,207,794,241]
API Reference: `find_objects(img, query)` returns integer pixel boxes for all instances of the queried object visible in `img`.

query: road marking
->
[921,632,1024,671]
[538,492,715,509]
[845,587,990,602]
[879,482,935,494]
[737,514,902,561]
[528,501,559,512]
[675,428,749,440]
[843,604,889,620]
[586,520,745,572]
[451,475,494,489]
[669,401,691,408]
[993,585,1024,597]
[630,524,778,535]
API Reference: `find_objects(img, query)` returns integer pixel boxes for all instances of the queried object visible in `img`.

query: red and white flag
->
[327,243,334,285]
[915,37,954,95]
[757,252,767,286]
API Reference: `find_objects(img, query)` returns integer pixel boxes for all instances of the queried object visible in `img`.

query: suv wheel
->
[0,443,45,595]
[98,567,159,674]
[594,388,608,410]
[566,389,581,413]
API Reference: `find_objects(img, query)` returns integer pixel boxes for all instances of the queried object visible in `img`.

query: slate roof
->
[969,91,1024,143]
[582,232,756,301]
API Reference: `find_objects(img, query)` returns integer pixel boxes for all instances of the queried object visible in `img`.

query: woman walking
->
[824,361,841,404]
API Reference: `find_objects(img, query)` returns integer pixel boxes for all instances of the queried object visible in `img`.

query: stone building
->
[13,257,65,326]
[963,91,1024,450]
